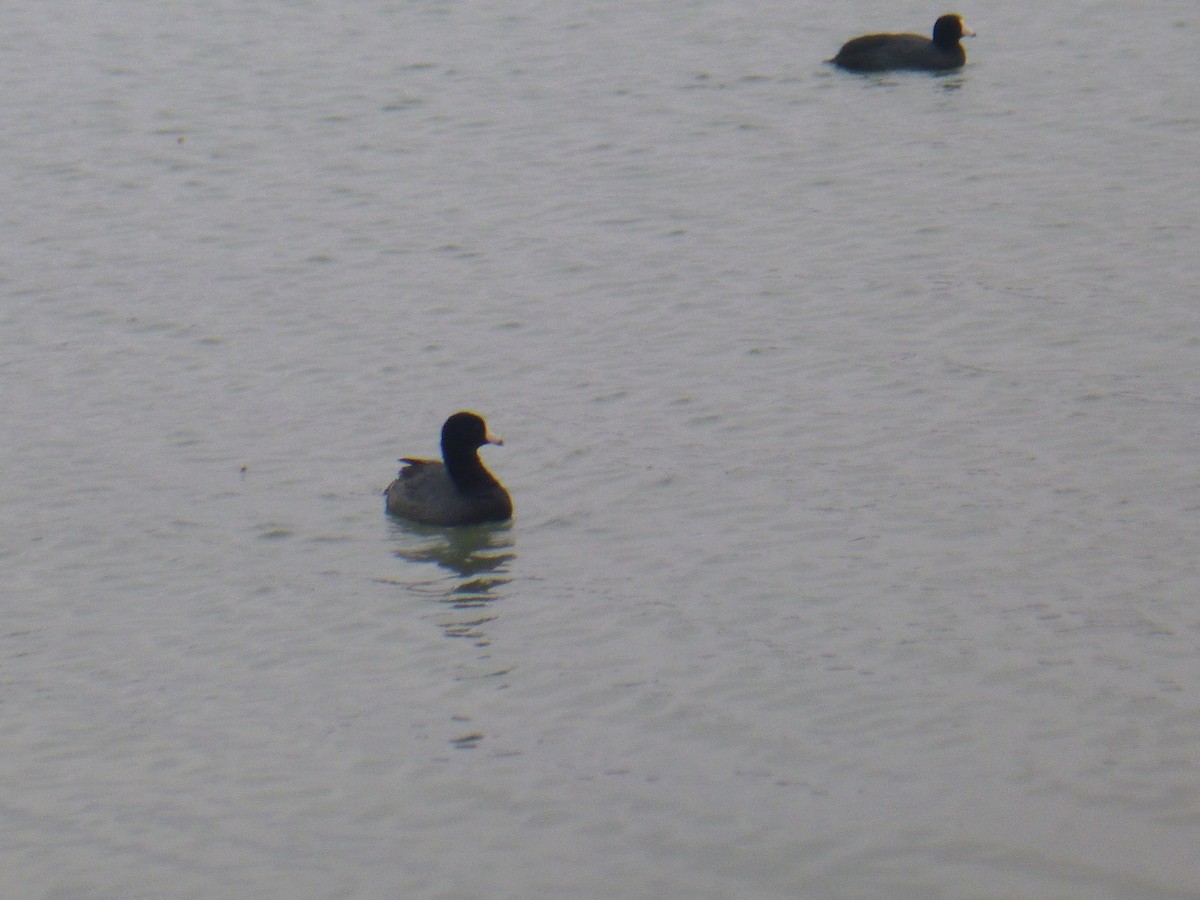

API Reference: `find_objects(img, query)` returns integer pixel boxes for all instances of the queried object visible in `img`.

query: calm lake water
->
[3,2,1199,897]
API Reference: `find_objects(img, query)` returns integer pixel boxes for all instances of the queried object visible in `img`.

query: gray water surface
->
[3,2,1199,897]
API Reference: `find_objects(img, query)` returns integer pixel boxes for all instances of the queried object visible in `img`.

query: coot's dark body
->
[831,14,974,73]
[385,412,512,526]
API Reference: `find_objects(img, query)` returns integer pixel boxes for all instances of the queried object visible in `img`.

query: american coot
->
[830,14,975,73]
[385,411,513,526]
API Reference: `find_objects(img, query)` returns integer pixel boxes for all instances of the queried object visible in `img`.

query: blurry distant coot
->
[830,14,975,73]
[385,411,512,526]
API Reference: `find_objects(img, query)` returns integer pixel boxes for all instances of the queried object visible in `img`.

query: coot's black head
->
[932,14,974,48]
[441,411,503,455]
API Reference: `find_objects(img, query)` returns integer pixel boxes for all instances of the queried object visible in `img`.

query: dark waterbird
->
[829,14,975,73]
[385,411,512,526]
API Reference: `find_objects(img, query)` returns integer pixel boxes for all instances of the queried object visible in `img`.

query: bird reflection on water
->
[386,521,515,643]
